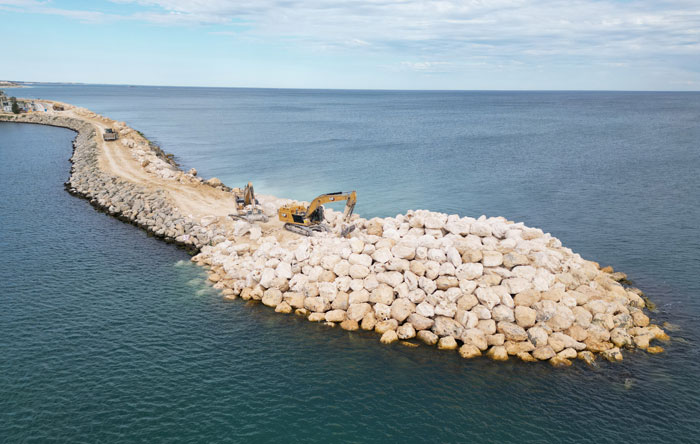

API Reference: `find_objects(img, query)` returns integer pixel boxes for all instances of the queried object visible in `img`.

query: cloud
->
[107,1,700,59]
[400,61,453,73]
[3,0,700,79]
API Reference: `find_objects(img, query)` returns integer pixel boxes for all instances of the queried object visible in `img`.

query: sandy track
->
[59,106,293,241]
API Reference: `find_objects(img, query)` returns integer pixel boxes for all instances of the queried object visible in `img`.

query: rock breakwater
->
[1,104,669,366]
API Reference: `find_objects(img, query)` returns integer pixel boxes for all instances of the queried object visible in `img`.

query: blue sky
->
[1,0,699,90]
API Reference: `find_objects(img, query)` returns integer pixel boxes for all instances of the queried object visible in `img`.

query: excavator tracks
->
[283,223,328,237]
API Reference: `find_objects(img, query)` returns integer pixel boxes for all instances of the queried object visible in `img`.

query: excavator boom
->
[278,190,357,236]
[230,182,268,223]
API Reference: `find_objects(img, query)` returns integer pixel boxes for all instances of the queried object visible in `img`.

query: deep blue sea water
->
[2,85,699,442]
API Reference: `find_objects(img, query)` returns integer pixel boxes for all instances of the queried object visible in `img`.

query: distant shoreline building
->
[0,91,45,113]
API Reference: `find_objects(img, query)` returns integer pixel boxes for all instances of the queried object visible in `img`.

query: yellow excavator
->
[230,182,268,223]
[278,191,357,237]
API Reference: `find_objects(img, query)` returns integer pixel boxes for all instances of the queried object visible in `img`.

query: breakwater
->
[0,103,669,366]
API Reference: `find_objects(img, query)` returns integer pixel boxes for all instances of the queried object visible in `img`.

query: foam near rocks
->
[0,105,670,367]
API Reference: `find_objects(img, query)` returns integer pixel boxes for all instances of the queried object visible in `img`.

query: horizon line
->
[3,80,699,93]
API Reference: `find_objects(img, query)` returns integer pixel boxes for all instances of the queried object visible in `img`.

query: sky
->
[1,0,699,90]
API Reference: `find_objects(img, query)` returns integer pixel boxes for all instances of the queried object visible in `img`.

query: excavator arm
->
[305,191,357,222]
[235,182,256,210]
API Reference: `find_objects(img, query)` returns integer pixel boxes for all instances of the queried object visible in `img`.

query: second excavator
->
[230,182,268,223]
[278,191,357,237]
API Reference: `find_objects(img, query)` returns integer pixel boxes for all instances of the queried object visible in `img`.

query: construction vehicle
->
[229,182,268,223]
[278,191,357,237]
[103,128,118,141]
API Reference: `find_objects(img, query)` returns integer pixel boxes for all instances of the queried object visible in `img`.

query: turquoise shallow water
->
[2,86,700,442]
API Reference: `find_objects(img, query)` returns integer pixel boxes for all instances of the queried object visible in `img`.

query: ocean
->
[1,85,699,442]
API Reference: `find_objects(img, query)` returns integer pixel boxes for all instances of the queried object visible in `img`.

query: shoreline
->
[0,99,670,366]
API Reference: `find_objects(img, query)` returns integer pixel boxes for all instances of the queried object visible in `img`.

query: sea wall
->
[0,109,669,367]
[0,112,220,252]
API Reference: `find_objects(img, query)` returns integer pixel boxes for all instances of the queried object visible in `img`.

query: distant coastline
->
[0,81,24,88]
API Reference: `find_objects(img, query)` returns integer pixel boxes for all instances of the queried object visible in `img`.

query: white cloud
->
[3,0,700,84]
[400,61,452,73]
[104,1,700,59]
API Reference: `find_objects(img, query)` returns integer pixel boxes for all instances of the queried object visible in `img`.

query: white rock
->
[434,301,457,317]
[233,220,251,236]
[482,251,504,267]
[347,303,371,321]
[318,282,338,301]
[349,237,364,254]
[249,225,262,240]
[444,287,462,303]
[446,247,462,268]
[321,254,342,271]
[416,301,435,318]
[475,287,501,310]
[418,276,437,295]
[348,253,372,267]
[470,221,492,237]
[502,277,532,295]
[427,248,447,263]
[378,271,404,288]
[424,215,445,230]
[372,248,393,264]
[349,264,370,279]
[276,261,293,280]
[391,298,415,322]
[456,263,483,280]
[472,304,492,320]
[374,303,392,320]
[259,268,276,289]
[492,305,515,322]
[333,260,350,277]
[392,243,416,260]
[363,275,380,291]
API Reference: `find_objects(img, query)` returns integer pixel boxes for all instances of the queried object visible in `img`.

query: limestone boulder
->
[546,305,575,332]
[380,330,399,344]
[407,313,434,331]
[438,336,458,350]
[457,293,479,311]
[361,312,377,330]
[417,330,439,345]
[476,319,497,335]
[532,346,556,361]
[349,264,370,279]
[397,323,417,340]
[434,300,457,318]
[502,278,531,295]
[325,309,346,323]
[527,326,549,348]
[475,287,501,310]
[372,248,393,264]
[390,298,415,322]
[498,322,528,342]
[375,319,399,334]
[347,303,371,321]
[370,284,395,305]
[492,305,515,323]
[514,289,541,307]
[433,316,463,337]
[304,296,330,313]
[462,328,488,351]
[610,327,633,348]
[482,251,504,267]
[262,288,283,307]
[514,306,537,328]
